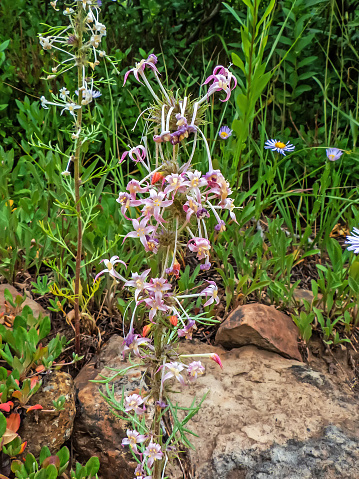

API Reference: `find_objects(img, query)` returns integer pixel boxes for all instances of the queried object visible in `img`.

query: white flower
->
[99,50,106,57]
[40,96,49,109]
[72,130,81,140]
[90,35,101,48]
[85,12,95,23]
[63,7,74,15]
[50,1,59,11]
[82,0,92,10]
[61,102,81,117]
[39,36,52,50]
[346,227,359,254]
[59,87,70,100]
[95,22,106,36]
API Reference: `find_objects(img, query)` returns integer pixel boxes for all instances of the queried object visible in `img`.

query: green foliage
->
[10,445,99,479]
[292,238,359,343]
[0,291,66,405]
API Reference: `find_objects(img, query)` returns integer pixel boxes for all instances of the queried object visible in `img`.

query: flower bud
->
[210,353,223,369]
[142,324,152,337]
[169,315,178,327]
[151,172,164,184]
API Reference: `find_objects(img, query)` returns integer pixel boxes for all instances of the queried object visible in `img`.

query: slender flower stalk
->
[98,54,234,479]
[40,0,109,353]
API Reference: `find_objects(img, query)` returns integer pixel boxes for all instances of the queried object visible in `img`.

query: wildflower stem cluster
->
[96,54,236,479]
[39,0,108,352]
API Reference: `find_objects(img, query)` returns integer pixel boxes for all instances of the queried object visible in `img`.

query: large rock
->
[215,303,302,361]
[0,283,47,319]
[20,371,76,456]
[73,335,359,479]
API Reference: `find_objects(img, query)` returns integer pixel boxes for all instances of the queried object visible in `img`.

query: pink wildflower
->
[187,237,211,260]
[162,362,186,386]
[147,277,172,302]
[177,319,197,340]
[123,54,159,86]
[123,218,156,251]
[143,441,163,468]
[187,361,205,381]
[124,394,145,415]
[121,145,147,165]
[125,269,151,302]
[121,429,146,454]
[126,179,148,199]
[201,280,220,307]
[144,296,169,322]
[210,353,223,369]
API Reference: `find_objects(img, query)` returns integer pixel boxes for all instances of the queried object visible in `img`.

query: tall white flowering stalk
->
[39,0,108,353]
[97,55,237,479]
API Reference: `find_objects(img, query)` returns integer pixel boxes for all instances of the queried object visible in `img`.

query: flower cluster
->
[115,166,236,273]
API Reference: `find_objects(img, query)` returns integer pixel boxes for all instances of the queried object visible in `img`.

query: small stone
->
[0,284,48,319]
[20,372,76,455]
[215,303,302,361]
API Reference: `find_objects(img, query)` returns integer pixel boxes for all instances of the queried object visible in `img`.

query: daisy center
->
[274,141,286,149]
[220,132,229,138]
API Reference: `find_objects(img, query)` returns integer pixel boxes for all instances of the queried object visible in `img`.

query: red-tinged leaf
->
[41,455,60,469]
[12,391,22,400]
[35,365,46,373]
[6,413,20,433]
[26,404,43,413]
[30,376,39,389]
[0,401,14,412]
[18,441,27,454]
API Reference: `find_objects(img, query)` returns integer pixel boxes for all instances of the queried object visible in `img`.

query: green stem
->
[74,2,85,354]
[152,322,165,479]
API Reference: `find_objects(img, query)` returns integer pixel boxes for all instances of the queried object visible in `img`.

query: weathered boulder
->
[215,303,302,361]
[73,335,359,479]
[20,371,76,456]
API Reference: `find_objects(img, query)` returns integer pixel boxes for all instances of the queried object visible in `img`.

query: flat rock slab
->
[0,283,47,319]
[215,303,301,361]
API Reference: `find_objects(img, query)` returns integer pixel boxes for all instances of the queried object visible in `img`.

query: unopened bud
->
[151,172,164,184]
[169,315,178,327]
[142,324,152,337]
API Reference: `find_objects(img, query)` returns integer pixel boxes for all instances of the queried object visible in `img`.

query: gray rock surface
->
[200,426,359,479]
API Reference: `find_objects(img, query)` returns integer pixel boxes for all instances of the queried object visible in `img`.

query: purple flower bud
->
[214,220,226,232]
[196,208,210,219]
[67,35,78,45]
